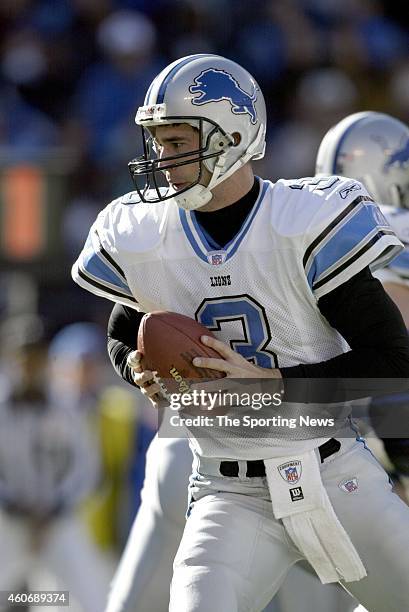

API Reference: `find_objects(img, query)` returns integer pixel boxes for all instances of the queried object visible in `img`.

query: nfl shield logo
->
[208,251,225,265]
[339,477,358,493]
[278,460,302,484]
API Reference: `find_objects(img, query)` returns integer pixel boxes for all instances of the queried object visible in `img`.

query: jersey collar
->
[179,178,268,265]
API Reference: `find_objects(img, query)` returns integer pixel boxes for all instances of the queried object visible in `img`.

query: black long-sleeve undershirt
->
[106,178,409,396]
[107,303,143,385]
[282,269,409,379]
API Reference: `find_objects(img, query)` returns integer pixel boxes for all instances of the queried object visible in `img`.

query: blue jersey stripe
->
[93,229,126,280]
[306,203,392,289]
[179,209,209,262]
[189,211,217,251]
[312,230,396,291]
[80,236,133,296]
[77,265,137,303]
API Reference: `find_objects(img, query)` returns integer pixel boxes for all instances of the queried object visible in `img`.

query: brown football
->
[137,311,225,398]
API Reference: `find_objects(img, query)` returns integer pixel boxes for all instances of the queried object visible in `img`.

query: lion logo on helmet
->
[189,68,258,125]
[371,135,409,174]
[384,138,409,172]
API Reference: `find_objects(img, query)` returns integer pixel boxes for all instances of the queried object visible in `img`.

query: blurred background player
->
[316,110,409,502]
[47,321,143,554]
[0,318,114,612]
[105,434,193,612]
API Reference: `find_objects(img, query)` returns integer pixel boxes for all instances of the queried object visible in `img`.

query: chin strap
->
[175,124,265,211]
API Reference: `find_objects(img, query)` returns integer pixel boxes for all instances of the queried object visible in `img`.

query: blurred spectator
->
[1,23,81,123]
[390,62,409,123]
[234,18,287,87]
[329,0,407,72]
[267,0,323,71]
[48,321,154,550]
[0,0,33,37]
[156,0,227,60]
[29,0,74,36]
[294,68,358,128]
[262,68,358,179]
[1,30,48,88]
[72,10,162,165]
[0,85,59,157]
[354,0,407,69]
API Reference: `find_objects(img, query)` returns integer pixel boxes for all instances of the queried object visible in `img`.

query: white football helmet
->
[316,111,409,207]
[128,54,266,210]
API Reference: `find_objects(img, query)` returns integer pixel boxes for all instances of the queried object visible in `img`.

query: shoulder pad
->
[115,191,142,206]
[270,175,370,237]
[98,192,173,253]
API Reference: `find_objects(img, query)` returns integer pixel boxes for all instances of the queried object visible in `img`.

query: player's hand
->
[192,336,282,379]
[186,337,283,416]
[127,350,168,409]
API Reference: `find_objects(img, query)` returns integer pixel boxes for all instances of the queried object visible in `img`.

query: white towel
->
[264,449,367,584]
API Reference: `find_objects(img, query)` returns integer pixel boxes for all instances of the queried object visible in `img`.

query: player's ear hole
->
[232,132,241,146]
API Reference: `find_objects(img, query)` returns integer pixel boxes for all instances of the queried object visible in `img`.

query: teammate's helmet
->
[48,323,105,362]
[128,54,266,210]
[316,111,409,207]
[48,322,106,400]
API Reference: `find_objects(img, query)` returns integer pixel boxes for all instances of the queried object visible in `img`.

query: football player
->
[316,110,409,502]
[0,321,113,612]
[73,55,409,612]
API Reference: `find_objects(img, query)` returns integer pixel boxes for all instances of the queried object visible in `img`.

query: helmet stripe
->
[156,54,217,104]
[144,77,157,105]
[331,115,368,174]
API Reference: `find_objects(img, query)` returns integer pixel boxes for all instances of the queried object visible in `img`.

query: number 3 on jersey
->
[196,295,277,368]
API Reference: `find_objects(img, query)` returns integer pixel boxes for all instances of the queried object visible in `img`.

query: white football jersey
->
[73,176,402,459]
